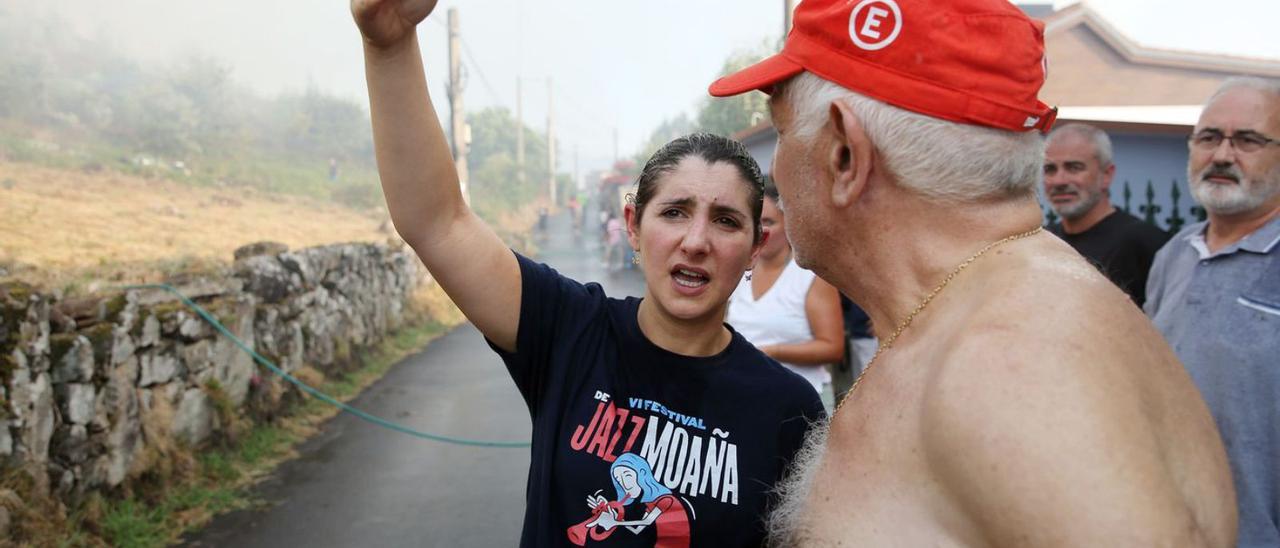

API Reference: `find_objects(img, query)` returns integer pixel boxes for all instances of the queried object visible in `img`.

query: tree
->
[633,112,695,166]
[463,107,560,219]
[632,41,776,163]
[168,55,242,150]
[112,82,202,157]
[695,43,774,138]
[466,107,548,185]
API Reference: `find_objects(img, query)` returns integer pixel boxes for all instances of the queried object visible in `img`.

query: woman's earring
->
[745,268,753,281]
[632,248,640,265]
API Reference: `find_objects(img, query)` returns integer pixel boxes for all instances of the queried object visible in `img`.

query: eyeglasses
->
[1189,130,1280,153]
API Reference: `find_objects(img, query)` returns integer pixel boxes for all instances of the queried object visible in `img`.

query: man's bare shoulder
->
[920,248,1188,456]
[908,246,1220,545]
[973,243,1168,358]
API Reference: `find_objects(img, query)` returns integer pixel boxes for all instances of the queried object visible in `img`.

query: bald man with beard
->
[709,0,1237,545]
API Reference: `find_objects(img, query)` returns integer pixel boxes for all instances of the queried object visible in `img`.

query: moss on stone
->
[0,352,16,397]
[49,332,80,364]
[129,308,153,338]
[0,282,35,348]
[334,338,352,364]
[0,280,34,304]
[202,379,240,445]
[84,322,114,364]
[150,301,184,319]
[101,293,128,323]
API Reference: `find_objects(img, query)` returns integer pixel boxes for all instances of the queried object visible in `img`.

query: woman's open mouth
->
[671,266,710,294]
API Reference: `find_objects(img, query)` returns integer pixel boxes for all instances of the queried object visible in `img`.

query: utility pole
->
[547,78,557,207]
[447,8,470,204]
[515,76,525,185]
[784,0,799,36]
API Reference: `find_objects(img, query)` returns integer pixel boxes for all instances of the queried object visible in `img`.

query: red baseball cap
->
[709,0,1058,133]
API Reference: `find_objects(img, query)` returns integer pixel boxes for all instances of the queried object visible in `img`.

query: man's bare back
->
[770,237,1236,546]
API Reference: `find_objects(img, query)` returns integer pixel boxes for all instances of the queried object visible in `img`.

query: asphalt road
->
[185,207,644,547]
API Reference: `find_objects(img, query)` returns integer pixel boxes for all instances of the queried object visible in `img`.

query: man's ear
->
[623,204,641,249]
[1101,162,1116,191]
[826,100,874,208]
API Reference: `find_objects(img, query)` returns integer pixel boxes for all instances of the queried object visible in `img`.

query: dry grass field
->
[0,161,395,293]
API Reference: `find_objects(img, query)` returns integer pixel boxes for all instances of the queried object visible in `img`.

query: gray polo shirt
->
[1145,215,1280,548]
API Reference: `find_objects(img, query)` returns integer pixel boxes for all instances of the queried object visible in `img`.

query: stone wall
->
[0,241,423,505]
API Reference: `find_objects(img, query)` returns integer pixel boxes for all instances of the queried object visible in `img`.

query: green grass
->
[101,485,245,548]
[101,499,167,548]
[199,452,239,483]
[233,425,298,467]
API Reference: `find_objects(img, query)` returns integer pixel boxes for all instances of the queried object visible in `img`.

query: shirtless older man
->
[709,0,1237,545]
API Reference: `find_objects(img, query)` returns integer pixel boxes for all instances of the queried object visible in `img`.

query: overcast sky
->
[19,0,1280,174]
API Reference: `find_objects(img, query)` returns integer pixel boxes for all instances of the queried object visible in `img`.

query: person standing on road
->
[351,1,825,546]
[569,195,583,232]
[604,211,625,270]
[727,183,844,403]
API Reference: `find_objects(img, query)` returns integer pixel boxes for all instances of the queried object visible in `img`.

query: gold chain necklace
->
[833,226,1044,415]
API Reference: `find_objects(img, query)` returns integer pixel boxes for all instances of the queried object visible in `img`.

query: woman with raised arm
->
[350,1,824,546]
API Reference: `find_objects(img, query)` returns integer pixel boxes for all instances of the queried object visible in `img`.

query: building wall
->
[1042,26,1231,107]
[743,130,777,176]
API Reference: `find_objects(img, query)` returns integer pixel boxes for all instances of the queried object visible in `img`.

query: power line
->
[459,36,504,107]
[429,14,616,161]
[430,15,504,107]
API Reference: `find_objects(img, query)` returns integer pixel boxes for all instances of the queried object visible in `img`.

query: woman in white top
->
[727,184,845,395]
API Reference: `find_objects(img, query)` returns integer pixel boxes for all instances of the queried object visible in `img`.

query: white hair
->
[1207,76,1280,105]
[765,418,828,545]
[776,72,1045,203]
[1048,123,1114,169]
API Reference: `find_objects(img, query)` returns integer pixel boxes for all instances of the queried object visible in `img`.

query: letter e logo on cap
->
[849,0,902,51]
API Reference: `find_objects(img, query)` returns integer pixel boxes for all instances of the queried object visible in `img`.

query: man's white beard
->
[766,417,830,545]
[1190,163,1280,216]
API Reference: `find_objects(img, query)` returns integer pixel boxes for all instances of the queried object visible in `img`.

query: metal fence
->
[1042,179,1206,234]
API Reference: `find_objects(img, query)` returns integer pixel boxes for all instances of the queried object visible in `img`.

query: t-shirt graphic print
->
[567,452,692,547]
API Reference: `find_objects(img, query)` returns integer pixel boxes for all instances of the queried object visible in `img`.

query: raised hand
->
[350,0,439,49]
[357,0,524,354]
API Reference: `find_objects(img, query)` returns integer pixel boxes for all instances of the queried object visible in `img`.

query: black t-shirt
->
[1048,210,1170,307]
[490,253,825,548]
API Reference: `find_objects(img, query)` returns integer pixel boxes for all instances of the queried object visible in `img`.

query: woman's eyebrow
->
[656,197,747,219]
[710,203,747,219]
[657,197,694,208]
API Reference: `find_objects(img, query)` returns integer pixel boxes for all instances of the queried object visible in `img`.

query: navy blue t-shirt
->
[489,253,825,547]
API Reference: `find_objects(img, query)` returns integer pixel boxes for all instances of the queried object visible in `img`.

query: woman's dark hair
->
[762,178,780,203]
[631,133,766,243]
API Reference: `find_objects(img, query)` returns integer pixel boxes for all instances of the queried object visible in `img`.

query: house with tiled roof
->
[736,1,1280,231]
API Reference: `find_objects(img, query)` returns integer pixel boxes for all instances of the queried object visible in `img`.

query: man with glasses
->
[1146,76,1280,548]
[1044,123,1170,306]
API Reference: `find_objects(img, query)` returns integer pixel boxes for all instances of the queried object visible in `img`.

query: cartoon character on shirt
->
[566,453,692,547]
